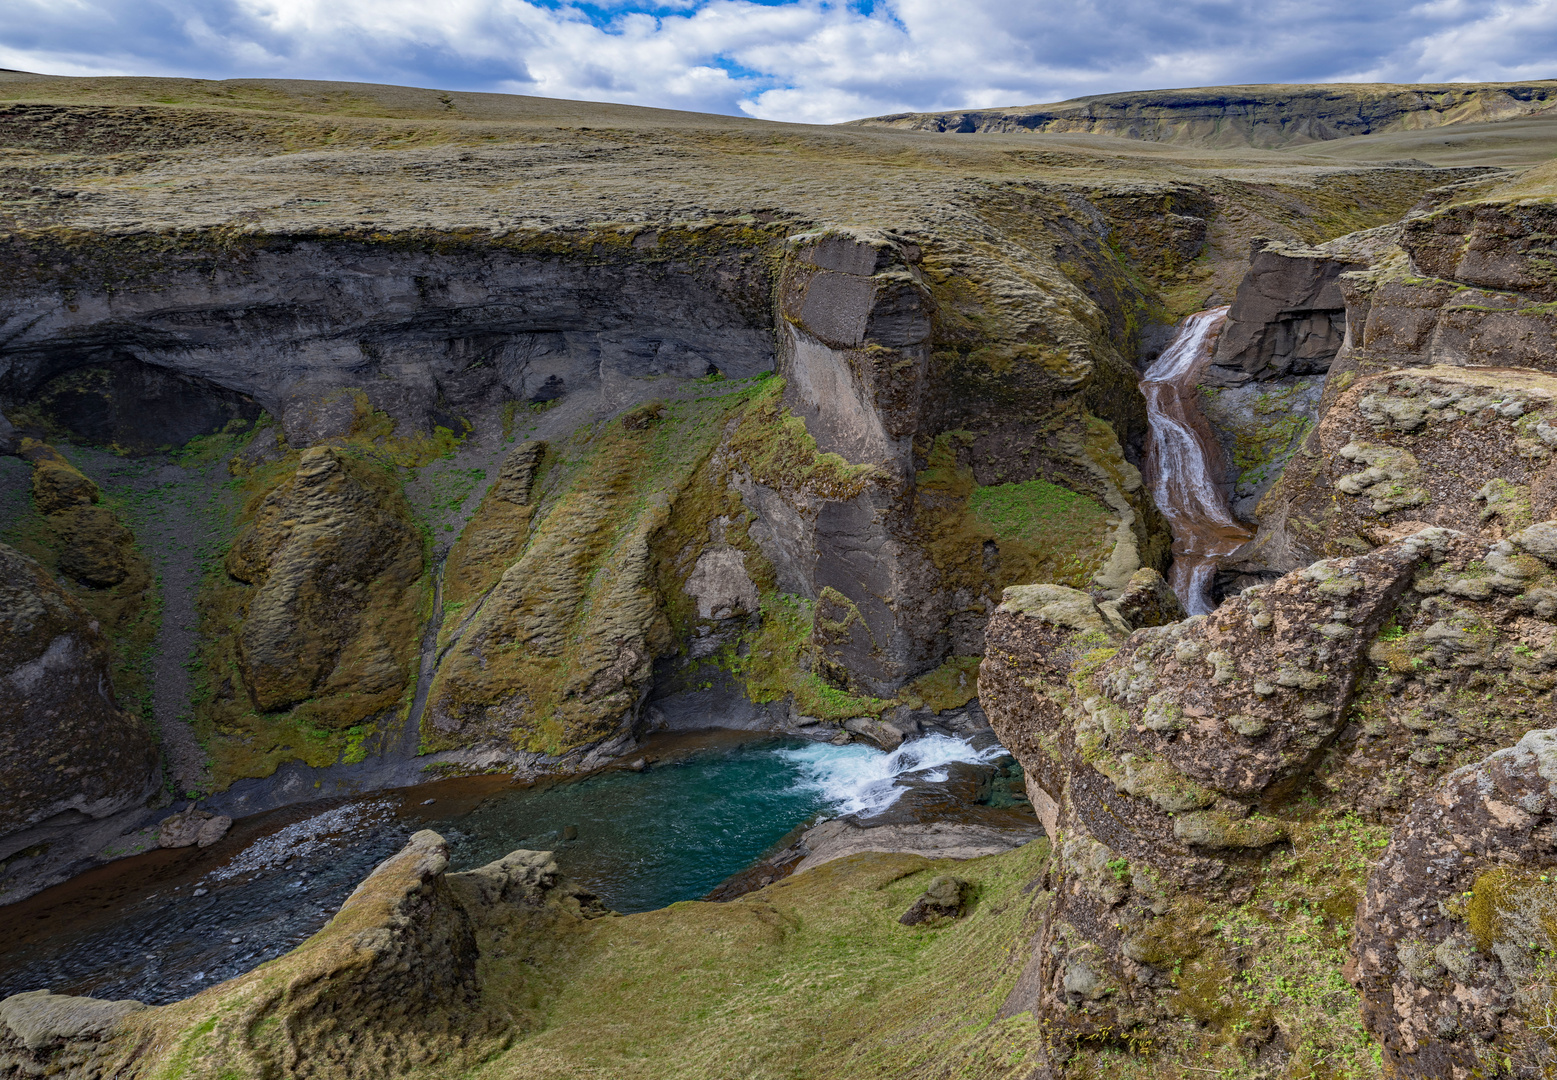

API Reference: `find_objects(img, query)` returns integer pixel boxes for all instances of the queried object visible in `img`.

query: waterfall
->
[1141,307,1251,616]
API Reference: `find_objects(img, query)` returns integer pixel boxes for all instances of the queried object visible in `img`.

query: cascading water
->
[777,733,1010,818]
[1141,307,1252,615]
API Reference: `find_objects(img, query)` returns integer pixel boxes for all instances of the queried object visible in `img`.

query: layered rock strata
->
[212,446,426,738]
[852,82,1557,146]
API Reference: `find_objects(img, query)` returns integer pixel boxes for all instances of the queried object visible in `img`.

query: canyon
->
[0,69,1556,1079]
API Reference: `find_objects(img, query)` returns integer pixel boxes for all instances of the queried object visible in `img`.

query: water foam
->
[775,733,1008,818]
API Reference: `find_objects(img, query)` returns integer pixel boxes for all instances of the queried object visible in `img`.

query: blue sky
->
[3,0,1555,124]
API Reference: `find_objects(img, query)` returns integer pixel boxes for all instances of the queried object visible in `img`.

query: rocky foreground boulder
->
[982,524,1557,1075]
[1356,728,1557,1077]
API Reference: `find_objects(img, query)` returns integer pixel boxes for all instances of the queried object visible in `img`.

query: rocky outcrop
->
[1317,197,1557,401]
[0,232,777,453]
[0,992,146,1052]
[214,446,425,733]
[851,82,1557,147]
[1240,365,1557,573]
[1404,199,1557,300]
[772,231,935,694]
[20,442,146,591]
[898,874,970,925]
[440,439,545,612]
[0,832,608,1079]
[424,407,685,753]
[981,524,1557,1072]
[1355,729,1557,1078]
[0,542,158,855]
[1205,240,1363,386]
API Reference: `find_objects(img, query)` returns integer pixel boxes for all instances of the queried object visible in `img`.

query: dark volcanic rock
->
[0,542,158,848]
[899,874,970,925]
[1403,200,1557,301]
[1206,240,1362,385]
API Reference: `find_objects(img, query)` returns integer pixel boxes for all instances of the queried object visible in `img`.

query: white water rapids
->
[776,733,1008,818]
[1141,307,1251,615]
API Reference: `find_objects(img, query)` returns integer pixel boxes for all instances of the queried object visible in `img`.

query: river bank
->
[0,729,1035,1006]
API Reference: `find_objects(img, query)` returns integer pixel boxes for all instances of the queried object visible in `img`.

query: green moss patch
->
[971,476,1114,548]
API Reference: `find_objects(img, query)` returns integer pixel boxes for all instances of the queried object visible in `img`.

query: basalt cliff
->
[3,71,1557,1080]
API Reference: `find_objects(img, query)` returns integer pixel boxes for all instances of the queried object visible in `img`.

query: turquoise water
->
[440,733,1007,912]
[0,732,1010,1003]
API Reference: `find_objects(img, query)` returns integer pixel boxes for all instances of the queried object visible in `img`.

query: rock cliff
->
[852,81,1557,148]
[0,542,158,872]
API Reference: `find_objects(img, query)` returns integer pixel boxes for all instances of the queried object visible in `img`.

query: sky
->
[2,0,1556,125]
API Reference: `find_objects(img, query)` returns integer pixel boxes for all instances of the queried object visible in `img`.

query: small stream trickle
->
[0,732,1017,1006]
[1141,307,1252,615]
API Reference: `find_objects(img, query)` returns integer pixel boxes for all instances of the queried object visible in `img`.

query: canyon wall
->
[977,170,1557,1077]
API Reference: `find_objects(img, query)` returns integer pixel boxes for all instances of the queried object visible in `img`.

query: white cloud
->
[1,0,1555,124]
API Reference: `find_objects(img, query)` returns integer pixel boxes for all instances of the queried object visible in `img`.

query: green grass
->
[970,477,1113,545]
[464,841,1053,1080]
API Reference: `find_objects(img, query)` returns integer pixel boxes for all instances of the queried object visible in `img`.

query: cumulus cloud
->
[1,0,1555,124]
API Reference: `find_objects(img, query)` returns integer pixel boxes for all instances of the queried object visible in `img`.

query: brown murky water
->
[1142,307,1252,615]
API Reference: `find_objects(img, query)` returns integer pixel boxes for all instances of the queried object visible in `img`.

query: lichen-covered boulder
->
[898,874,970,925]
[1354,729,1557,1078]
[1100,566,1186,631]
[0,543,158,845]
[979,583,1128,836]
[223,446,425,727]
[983,525,1557,1061]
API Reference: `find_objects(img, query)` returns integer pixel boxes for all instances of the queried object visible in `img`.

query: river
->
[0,730,1019,1006]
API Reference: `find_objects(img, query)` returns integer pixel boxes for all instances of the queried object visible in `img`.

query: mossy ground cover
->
[465,840,1052,1080]
[972,477,1116,582]
[430,375,803,753]
[916,431,1117,596]
[1065,812,1391,1080]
